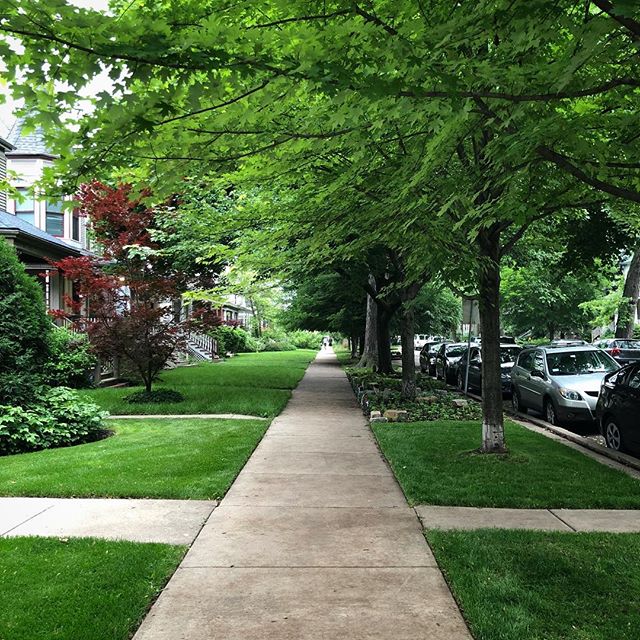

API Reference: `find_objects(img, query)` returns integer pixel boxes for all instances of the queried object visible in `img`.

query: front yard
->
[0,537,185,640]
[428,529,640,640]
[80,350,316,416]
[0,417,268,499]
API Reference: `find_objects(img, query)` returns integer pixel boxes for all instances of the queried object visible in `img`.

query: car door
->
[526,350,548,412]
[513,351,534,405]
[621,366,640,449]
[468,347,482,390]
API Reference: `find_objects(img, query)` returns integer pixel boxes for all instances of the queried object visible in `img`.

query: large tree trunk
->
[376,307,394,374]
[357,274,379,368]
[400,304,416,400]
[478,227,506,453]
[616,247,640,338]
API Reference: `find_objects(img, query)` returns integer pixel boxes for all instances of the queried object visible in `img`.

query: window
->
[46,199,64,237]
[517,351,534,371]
[534,351,545,373]
[500,346,522,364]
[546,350,618,376]
[627,367,640,389]
[14,187,35,225]
[72,212,80,241]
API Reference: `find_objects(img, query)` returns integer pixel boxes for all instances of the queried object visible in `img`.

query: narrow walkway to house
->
[133,350,472,640]
[0,497,216,544]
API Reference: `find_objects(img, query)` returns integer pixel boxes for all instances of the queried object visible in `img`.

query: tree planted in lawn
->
[51,181,220,394]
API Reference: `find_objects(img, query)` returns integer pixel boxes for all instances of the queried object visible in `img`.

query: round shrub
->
[0,239,52,405]
[42,327,97,388]
[124,389,185,404]
[0,387,109,456]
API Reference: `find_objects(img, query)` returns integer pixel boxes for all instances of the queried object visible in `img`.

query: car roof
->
[521,344,601,354]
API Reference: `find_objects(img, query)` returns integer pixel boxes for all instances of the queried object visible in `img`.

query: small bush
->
[209,325,251,354]
[42,327,97,388]
[0,387,109,455]
[125,389,185,404]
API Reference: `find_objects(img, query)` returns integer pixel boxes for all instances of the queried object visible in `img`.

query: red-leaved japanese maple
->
[51,181,220,393]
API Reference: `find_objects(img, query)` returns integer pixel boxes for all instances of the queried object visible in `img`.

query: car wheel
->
[512,389,525,413]
[544,398,559,426]
[604,418,625,452]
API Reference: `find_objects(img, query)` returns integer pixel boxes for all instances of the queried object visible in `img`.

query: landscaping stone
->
[383,409,409,422]
[417,396,438,404]
[370,410,382,418]
[370,416,388,424]
[451,399,468,408]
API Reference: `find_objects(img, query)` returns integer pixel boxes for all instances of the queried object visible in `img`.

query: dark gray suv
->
[510,344,619,425]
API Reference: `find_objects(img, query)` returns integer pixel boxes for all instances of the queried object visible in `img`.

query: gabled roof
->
[0,136,15,152]
[6,118,56,159]
[0,210,85,258]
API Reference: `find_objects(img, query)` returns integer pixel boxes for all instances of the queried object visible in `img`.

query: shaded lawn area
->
[80,350,316,416]
[427,529,640,640]
[0,537,185,640]
[0,418,268,499]
[372,420,640,508]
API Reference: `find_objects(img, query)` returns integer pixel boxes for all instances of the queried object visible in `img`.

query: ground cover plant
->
[0,536,185,640]
[373,420,640,508]
[0,417,268,499]
[346,368,482,422]
[81,350,315,416]
[427,529,640,640]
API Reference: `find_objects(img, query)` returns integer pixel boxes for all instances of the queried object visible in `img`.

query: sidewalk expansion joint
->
[1,504,55,537]
[548,509,577,532]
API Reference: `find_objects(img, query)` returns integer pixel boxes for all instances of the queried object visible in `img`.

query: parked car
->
[510,344,620,425]
[594,338,640,366]
[390,340,402,360]
[457,343,522,394]
[596,363,640,453]
[419,340,450,375]
[435,342,468,384]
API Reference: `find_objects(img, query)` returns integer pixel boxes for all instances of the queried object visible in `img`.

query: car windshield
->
[614,340,640,349]
[500,347,521,364]
[447,345,467,357]
[546,350,618,376]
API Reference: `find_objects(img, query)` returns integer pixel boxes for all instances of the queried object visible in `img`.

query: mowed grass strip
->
[427,529,640,640]
[0,537,185,640]
[372,420,640,508]
[0,418,268,499]
[80,350,316,416]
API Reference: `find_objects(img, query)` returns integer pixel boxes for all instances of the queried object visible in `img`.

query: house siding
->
[0,152,6,212]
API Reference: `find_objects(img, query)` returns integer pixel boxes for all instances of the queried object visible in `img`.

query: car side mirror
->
[531,369,546,379]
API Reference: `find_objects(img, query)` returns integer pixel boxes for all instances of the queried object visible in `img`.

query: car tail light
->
[610,347,621,356]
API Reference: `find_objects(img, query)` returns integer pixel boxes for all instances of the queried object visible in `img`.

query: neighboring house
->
[1,119,90,312]
[222,294,254,327]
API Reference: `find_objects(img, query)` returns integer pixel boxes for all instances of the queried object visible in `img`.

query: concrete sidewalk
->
[133,350,472,640]
[0,497,216,544]
[416,505,640,532]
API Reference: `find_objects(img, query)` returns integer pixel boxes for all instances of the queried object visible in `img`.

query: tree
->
[5,0,640,450]
[0,239,52,405]
[51,181,220,393]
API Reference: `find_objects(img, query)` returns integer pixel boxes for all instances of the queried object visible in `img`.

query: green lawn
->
[372,420,640,508]
[0,418,268,499]
[80,350,316,416]
[428,529,640,640]
[0,537,185,640]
